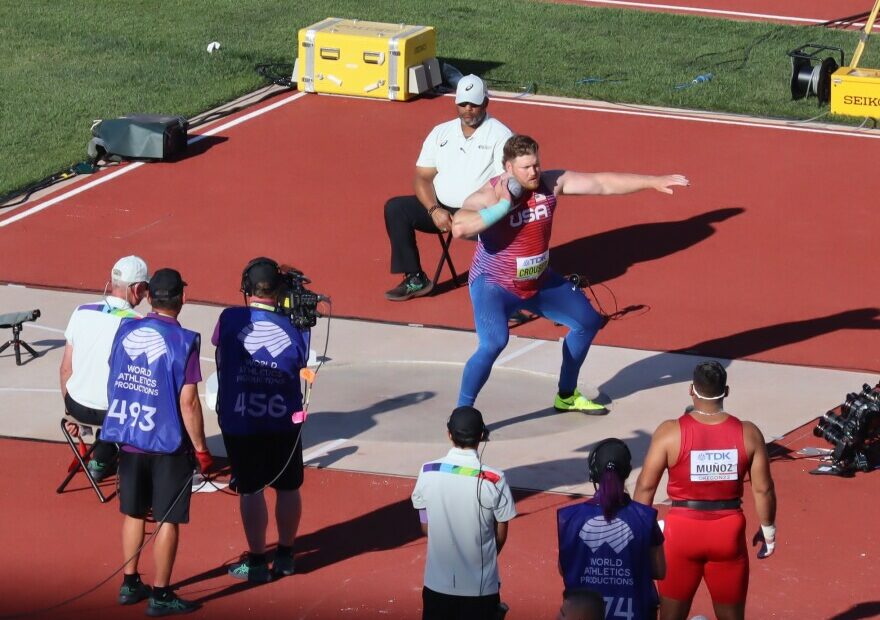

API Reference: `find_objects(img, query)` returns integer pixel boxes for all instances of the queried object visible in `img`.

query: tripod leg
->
[20,340,39,360]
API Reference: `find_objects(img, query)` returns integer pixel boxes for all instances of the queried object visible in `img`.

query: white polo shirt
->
[412,447,517,597]
[416,116,512,209]
[64,296,141,409]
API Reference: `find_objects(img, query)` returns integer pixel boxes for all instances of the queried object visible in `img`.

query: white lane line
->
[494,339,547,367]
[568,0,877,27]
[494,95,880,140]
[0,91,307,229]
[199,356,216,364]
[303,438,349,464]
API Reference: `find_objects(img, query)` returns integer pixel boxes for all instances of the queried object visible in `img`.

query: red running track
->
[1,92,877,372]
[1,430,877,619]
[550,0,879,26]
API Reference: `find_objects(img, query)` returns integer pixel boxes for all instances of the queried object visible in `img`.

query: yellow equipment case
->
[294,18,442,101]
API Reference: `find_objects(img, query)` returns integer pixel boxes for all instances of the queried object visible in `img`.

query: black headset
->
[240,257,279,296]
[447,415,490,446]
[588,438,632,484]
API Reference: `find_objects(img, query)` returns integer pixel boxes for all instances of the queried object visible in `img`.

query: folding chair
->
[56,417,110,503]
[432,231,464,289]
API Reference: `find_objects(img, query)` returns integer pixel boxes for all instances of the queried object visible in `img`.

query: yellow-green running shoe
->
[554,389,608,414]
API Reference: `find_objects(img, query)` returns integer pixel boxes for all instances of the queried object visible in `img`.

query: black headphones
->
[240,257,279,296]
[588,438,632,484]
[446,415,490,446]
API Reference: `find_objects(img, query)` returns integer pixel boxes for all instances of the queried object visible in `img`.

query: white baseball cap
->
[455,74,488,106]
[111,255,149,284]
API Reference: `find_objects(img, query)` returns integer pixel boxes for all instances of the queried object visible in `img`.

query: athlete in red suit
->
[635,361,777,620]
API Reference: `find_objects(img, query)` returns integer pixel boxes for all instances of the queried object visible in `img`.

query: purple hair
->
[595,467,626,521]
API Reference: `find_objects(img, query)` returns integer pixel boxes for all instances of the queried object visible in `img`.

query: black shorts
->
[223,430,303,494]
[118,451,194,524]
[64,393,106,426]
[422,587,501,620]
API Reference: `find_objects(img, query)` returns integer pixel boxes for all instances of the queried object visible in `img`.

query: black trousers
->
[422,586,501,620]
[64,393,118,464]
[384,195,457,274]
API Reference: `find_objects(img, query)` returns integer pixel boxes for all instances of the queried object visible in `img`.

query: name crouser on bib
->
[515,250,549,280]
[690,449,737,481]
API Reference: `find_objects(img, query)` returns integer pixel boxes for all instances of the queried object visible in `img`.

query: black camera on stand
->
[278,269,327,329]
[812,384,880,476]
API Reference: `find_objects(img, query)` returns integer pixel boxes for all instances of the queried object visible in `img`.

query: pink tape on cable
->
[291,411,308,424]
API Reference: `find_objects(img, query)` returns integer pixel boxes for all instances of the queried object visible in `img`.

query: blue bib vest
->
[103,317,199,454]
[558,499,661,619]
[215,306,307,436]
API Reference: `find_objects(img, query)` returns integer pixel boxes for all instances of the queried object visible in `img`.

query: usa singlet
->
[469,177,557,299]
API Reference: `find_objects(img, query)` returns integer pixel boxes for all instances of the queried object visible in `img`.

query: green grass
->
[2,0,878,197]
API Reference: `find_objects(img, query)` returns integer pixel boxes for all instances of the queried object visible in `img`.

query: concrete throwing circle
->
[303,361,607,445]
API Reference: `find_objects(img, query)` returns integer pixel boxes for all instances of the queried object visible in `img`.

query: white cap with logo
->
[111,255,149,284]
[455,74,488,106]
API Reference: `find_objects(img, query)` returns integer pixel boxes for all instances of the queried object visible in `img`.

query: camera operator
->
[212,257,310,582]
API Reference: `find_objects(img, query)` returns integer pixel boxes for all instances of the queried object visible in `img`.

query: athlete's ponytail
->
[596,468,626,521]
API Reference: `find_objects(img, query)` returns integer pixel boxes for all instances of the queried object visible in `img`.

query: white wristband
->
[761,524,777,545]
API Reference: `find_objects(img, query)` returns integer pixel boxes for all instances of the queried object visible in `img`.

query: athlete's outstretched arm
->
[552,170,689,196]
[634,420,677,506]
[452,178,512,239]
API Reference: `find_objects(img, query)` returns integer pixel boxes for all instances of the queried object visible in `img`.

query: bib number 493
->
[107,399,157,432]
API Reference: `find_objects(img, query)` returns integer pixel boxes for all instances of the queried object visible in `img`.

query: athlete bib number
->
[233,392,287,418]
[602,596,634,620]
[106,399,157,432]
[515,250,549,280]
[690,449,738,481]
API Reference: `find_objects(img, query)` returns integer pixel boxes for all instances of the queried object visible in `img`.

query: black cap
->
[448,406,486,442]
[245,258,281,291]
[592,439,632,480]
[149,268,187,299]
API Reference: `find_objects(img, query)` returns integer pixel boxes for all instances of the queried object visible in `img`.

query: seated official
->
[60,255,149,481]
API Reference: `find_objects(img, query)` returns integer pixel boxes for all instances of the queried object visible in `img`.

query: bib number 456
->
[234,393,287,418]
[107,399,157,432]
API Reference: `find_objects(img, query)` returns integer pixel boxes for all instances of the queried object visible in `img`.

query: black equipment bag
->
[88,114,188,161]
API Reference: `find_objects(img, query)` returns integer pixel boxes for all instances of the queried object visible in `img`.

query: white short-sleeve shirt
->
[412,447,517,596]
[64,296,141,410]
[416,116,512,209]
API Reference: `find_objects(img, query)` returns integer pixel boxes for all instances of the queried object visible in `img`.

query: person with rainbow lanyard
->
[452,134,688,412]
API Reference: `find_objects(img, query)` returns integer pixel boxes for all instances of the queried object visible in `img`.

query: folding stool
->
[56,417,110,503]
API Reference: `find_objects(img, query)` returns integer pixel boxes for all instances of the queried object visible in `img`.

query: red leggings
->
[658,510,749,605]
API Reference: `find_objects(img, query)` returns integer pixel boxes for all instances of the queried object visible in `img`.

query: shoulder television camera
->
[279,269,327,329]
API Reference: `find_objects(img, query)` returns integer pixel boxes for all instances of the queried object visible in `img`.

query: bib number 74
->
[602,596,634,620]
[107,399,157,432]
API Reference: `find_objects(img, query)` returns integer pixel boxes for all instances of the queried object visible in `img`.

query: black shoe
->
[118,580,151,605]
[385,272,434,301]
[145,593,200,616]
[272,552,296,577]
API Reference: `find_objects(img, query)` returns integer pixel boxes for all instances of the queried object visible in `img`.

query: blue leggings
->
[458,272,604,406]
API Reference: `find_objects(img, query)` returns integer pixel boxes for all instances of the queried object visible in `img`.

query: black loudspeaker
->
[787,44,844,105]
[88,114,188,161]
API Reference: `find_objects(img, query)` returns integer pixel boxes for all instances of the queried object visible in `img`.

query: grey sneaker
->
[118,579,151,605]
[385,272,433,301]
[227,559,272,583]
[272,553,296,577]
[145,594,199,616]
